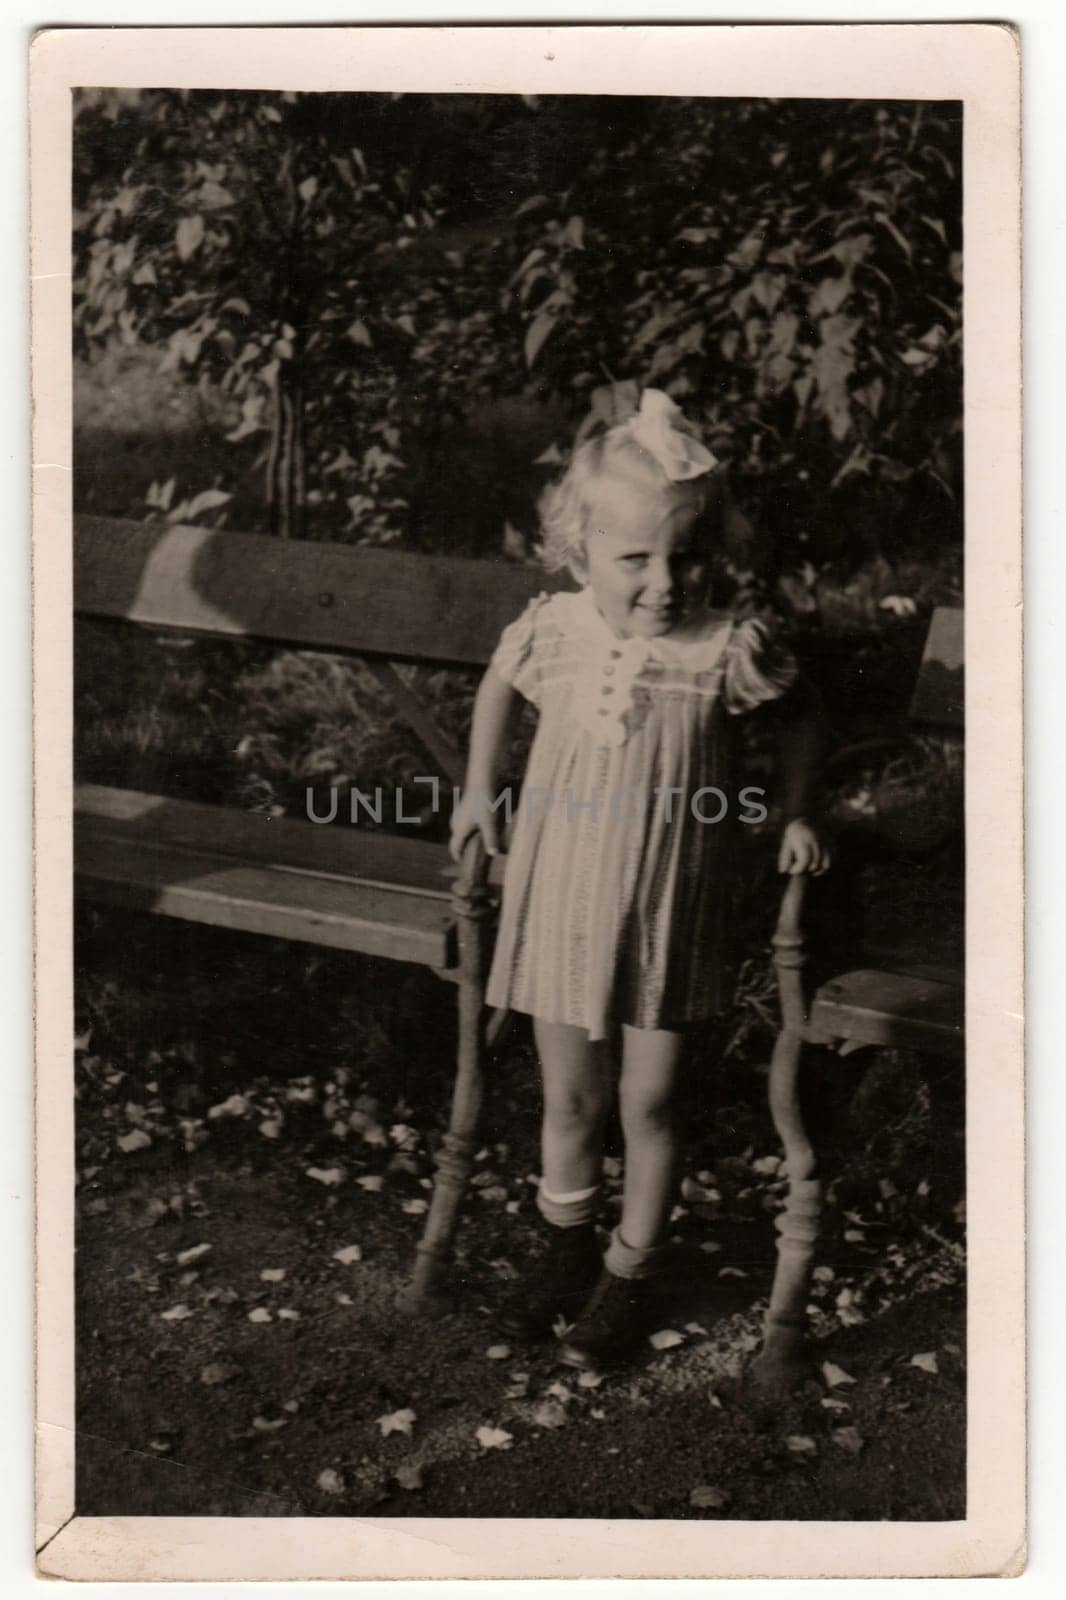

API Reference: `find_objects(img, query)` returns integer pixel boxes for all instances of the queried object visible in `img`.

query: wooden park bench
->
[75,513,964,1351]
[74,513,572,1310]
[752,605,964,1391]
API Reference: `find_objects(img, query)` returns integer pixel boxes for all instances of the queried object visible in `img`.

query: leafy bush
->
[74,91,961,598]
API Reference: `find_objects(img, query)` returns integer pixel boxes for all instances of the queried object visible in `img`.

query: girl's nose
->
[645,560,674,597]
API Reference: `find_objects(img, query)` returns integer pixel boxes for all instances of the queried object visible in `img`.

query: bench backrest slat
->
[908,606,963,730]
[74,515,573,668]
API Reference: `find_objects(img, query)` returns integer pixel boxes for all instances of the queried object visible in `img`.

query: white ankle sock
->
[539,1183,599,1205]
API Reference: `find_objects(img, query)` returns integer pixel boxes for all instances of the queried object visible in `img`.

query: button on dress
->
[484,588,798,1041]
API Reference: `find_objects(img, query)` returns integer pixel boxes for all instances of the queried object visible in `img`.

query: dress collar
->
[558,586,734,664]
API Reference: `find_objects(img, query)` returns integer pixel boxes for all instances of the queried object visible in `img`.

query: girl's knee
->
[619,1082,676,1138]
[543,1085,608,1134]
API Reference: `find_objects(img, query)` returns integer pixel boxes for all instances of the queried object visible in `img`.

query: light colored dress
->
[483,587,798,1041]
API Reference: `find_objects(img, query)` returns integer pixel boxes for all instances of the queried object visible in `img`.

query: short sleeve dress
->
[483,587,798,1042]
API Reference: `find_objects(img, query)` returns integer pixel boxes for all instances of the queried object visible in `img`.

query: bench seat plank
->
[809,968,963,1055]
[75,822,457,967]
[75,784,456,899]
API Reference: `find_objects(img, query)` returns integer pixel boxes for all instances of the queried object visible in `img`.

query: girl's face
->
[577,465,715,639]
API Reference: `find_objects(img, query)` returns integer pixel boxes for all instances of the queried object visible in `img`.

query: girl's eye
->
[619,554,648,567]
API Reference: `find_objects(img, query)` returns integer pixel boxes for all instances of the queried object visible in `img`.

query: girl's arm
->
[449,666,521,861]
[772,675,832,876]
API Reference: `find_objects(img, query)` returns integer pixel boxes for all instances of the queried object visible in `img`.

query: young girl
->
[450,389,829,1369]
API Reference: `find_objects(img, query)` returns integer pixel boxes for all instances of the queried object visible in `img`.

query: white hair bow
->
[622,388,718,481]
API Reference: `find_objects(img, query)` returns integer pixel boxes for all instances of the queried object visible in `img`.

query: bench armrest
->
[771,874,809,1030]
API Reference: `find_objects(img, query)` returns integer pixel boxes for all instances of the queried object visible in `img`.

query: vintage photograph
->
[31,21,1023,1579]
[68,82,969,1523]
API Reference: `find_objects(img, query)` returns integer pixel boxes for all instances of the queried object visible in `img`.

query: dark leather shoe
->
[557,1268,656,1369]
[497,1222,602,1341]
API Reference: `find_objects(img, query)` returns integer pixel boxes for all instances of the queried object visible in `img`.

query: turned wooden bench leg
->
[399,837,494,1314]
[750,875,822,1393]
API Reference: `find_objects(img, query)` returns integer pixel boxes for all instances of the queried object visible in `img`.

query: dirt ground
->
[74,909,966,1524]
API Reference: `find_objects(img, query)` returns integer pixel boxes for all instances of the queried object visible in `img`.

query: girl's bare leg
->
[533,1018,611,1195]
[617,1025,685,1250]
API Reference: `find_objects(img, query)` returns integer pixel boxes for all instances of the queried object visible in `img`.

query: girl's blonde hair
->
[536,426,722,576]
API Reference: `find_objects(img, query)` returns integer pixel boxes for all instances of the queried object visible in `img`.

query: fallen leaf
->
[283,1400,300,1413]
[377,1408,416,1437]
[248,1308,273,1324]
[117,1130,152,1154]
[356,1175,385,1193]
[910,1351,939,1374]
[258,1119,283,1139]
[200,1361,241,1387]
[137,1198,169,1229]
[812,1265,835,1282]
[332,1245,363,1265]
[306,1166,345,1187]
[486,1344,511,1361]
[844,1228,866,1243]
[545,1380,574,1403]
[718,1267,748,1279]
[785,1434,818,1456]
[821,1397,850,1413]
[689,1484,731,1510]
[680,1176,719,1204]
[402,1199,429,1215]
[208,1094,249,1120]
[751,1155,781,1176]
[821,1361,856,1388]
[317,1468,345,1495]
[159,1304,193,1322]
[277,1308,300,1321]
[475,1425,513,1451]
[394,1462,424,1491]
[831,1426,865,1455]
[577,1370,603,1389]
[176,1244,213,1267]
[260,1267,286,1283]
[649,1328,685,1350]
[684,1322,710,1337]
[335,1293,354,1306]
[699,1241,722,1255]
[532,1400,567,1429]
[252,1415,288,1433]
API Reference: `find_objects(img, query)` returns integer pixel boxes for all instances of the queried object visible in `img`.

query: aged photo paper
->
[32,21,1022,1580]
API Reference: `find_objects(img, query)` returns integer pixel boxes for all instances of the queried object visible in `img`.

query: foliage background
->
[74,89,962,608]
